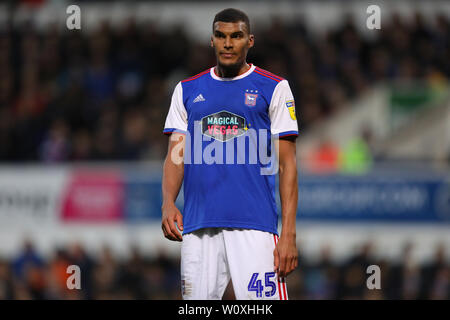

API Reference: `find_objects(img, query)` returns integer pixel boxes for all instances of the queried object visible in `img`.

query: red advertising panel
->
[61,170,124,222]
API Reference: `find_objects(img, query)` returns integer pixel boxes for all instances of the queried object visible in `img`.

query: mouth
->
[220,53,235,58]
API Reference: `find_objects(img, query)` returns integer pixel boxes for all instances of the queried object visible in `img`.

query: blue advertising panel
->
[123,171,184,223]
[297,173,450,222]
[124,179,162,222]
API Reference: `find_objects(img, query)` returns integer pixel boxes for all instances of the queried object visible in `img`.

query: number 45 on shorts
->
[247,272,277,298]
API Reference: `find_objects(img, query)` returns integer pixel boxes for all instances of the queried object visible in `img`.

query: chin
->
[218,59,241,69]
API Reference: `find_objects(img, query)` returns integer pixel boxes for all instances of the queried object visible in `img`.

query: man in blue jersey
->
[162,8,299,300]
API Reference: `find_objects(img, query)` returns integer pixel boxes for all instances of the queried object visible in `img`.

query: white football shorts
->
[180,227,288,300]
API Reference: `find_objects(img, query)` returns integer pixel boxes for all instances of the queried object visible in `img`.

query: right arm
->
[161,132,185,241]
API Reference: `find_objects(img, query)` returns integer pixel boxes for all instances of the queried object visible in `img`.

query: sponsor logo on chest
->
[201,110,247,142]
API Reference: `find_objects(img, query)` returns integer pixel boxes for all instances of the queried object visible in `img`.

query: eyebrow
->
[231,31,244,37]
[214,30,245,37]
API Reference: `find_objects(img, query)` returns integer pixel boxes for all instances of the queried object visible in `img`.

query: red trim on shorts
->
[281,277,287,300]
[273,234,284,300]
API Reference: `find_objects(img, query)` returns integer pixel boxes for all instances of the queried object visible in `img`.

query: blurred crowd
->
[0,239,448,300]
[0,8,449,163]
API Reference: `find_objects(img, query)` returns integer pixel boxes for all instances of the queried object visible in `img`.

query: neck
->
[215,62,250,78]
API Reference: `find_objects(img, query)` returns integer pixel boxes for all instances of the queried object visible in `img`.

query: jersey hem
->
[182,221,278,236]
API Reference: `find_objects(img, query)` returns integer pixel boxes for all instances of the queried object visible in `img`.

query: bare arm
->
[273,138,299,277]
[161,133,185,241]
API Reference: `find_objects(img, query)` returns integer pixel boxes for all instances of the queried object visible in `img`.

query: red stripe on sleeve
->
[255,67,284,81]
[253,69,281,83]
[182,69,210,83]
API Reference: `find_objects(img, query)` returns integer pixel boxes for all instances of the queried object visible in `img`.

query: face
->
[211,21,254,68]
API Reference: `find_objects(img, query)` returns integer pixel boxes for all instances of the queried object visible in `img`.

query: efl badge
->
[245,93,258,106]
[286,100,296,120]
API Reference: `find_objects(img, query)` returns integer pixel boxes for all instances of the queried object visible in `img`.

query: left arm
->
[273,137,299,278]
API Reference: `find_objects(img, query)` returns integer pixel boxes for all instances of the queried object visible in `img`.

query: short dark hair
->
[213,8,251,33]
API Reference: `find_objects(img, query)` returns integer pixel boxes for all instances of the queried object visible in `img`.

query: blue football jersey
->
[163,64,298,235]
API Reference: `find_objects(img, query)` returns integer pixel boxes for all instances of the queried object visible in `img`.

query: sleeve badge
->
[286,100,297,120]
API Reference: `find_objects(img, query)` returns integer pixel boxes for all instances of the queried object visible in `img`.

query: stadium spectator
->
[339,128,373,174]
[0,259,14,299]
[12,239,44,282]
[39,119,71,163]
[307,138,341,174]
[420,243,448,299]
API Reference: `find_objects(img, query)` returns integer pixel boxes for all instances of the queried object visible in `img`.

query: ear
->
[210,35,214,47]
[248,34,255,49]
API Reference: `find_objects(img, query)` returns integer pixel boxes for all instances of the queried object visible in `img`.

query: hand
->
[161,203,184,241]
[273,234,298,277]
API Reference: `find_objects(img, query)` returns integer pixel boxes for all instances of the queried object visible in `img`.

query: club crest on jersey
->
[201,110,247,142]
[245,91,258,107]
[286,100,297,120]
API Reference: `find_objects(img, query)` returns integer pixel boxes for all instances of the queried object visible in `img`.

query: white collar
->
[210,64,255,81]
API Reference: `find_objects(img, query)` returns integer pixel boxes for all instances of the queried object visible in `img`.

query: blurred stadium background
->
[0,0,449,300]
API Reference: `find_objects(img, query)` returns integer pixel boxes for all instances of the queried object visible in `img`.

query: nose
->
[224,36,232,49]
